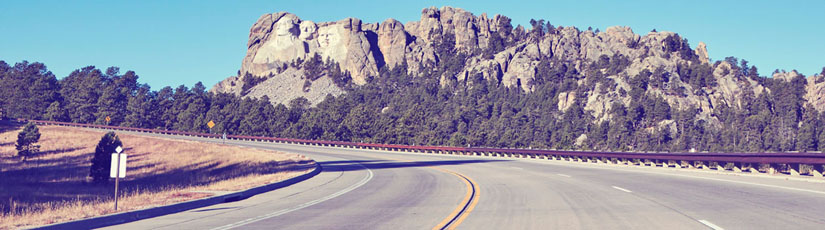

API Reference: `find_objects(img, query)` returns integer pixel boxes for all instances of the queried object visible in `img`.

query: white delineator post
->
[110,146,126,211]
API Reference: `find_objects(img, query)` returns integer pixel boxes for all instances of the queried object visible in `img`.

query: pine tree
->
[0,61,60,119]
[44,101,68,121]
[90,132,122,183]
[157,86,177,130]
[16,123,41,161]
[60,66,104,123]
[123,84,154,128]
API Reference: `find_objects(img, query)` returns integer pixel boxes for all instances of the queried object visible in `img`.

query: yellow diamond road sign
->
[207,120,215,129]
[105,116,111,122]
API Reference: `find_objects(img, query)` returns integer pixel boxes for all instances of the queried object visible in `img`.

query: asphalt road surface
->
[102,131,825,230]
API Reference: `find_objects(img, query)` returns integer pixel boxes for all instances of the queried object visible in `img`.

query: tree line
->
[2,41,825,153]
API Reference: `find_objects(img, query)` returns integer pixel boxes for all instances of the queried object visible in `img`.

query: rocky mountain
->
[212,6,825,128]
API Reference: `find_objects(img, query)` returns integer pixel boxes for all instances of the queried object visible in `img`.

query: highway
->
[102,132,825,230]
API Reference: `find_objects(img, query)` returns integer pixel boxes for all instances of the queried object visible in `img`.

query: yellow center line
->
[431,167,479,230]
[373,156,478,230]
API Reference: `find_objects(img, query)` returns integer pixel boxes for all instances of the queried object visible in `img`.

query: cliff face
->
[212,7,514,105]
[212,6,825,121]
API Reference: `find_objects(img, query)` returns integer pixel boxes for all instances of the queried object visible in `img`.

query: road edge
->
[31,163,322,230]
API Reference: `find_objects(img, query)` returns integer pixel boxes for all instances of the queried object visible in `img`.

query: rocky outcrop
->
[696,42,709,64]
[806,74,825,112]
[214,6,515,105]
[239,13,379,85]
[213,6,825,124]
[558,92,576,111]
[377,19,408,69]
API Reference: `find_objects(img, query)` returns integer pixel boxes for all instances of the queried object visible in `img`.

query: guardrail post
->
[764,163,775,174]
[810,164,824,177]
[729,162,742,172]
[746,163,759,173]
[789,164,801,176]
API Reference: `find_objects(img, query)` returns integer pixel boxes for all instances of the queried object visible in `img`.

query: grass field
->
[0,122,315,229]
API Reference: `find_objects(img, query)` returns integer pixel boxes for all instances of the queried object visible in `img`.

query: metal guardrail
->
[28,119,825,178]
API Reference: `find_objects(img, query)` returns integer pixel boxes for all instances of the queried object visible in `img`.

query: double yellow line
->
[340,154,480,229]
[431,167,480,230]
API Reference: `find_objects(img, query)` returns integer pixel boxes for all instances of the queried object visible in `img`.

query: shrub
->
[15,123,41,160]
[89,132,122,183]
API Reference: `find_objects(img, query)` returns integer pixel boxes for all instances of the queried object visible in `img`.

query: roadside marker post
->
[110,146,126,211]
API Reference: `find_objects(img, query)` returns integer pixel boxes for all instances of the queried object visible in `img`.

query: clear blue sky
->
[1,0,823,89]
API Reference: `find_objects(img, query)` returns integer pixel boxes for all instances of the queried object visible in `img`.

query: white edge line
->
[698,219,724,230]
[210,164,375,230]
[556,173,571,178]
[612,186,632,193]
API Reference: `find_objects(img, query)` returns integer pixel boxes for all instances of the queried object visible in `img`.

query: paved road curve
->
[104,132,825,230]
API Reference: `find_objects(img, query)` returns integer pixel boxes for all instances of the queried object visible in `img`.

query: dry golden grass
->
[0,122,315,229]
